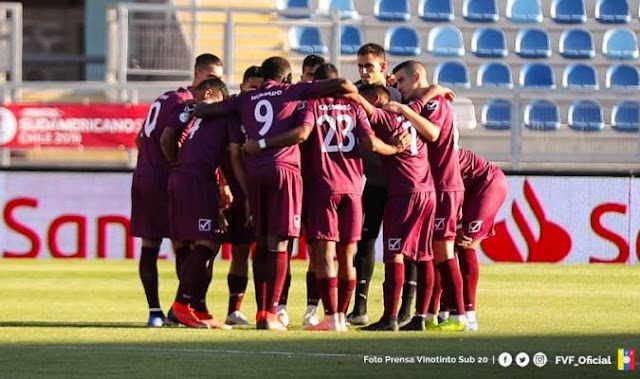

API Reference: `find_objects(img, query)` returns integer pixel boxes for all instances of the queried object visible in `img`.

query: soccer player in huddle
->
[167,77,242,329]
[348,43,404,326]
[391,60,467,331]
[195,56,358,330]
[131,53,223,327]
[290,64,411,331]
[220,65,264,326]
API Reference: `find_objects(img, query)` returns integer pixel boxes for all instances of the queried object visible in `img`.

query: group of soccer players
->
[130,43,508,332]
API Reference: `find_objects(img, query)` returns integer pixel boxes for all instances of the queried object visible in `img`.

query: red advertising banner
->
[0,104,150,148]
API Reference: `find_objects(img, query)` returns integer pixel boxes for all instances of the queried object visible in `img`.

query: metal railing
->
[0,2,22,90]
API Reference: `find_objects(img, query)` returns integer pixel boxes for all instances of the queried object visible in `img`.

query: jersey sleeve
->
[420,95,448,127]
[296,100,316,129]
[407,98,425,115]
[353,103,374,138]
[213,94,242,116]
[166,101,195,132]
[227,116,246,145]
[368,108,387,130]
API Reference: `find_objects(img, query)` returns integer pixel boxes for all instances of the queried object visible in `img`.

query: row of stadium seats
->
[290,25,640,60]
[278,0,640,24]
[433,62,639,89]
[482,99,639,132]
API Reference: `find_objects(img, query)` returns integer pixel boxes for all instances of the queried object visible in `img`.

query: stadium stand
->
[506,0,544,23]
[384,26,421,56]
[595,0,631,23]
[374,0,411,21]
[562,63,599,89]
[340,25,363,54]
[471,28,508,58]
[602,28,639,60]
[482,98,512,130]
[606,64,640,89]
[612,101,640,132]
[519,63,555,88]
[318,0,359,19]
[568,99,605,132]
[463,0,499,23]
[515,28,552,58]
[524,99,561,131]
[477,62,513,88]
[289,26,328,54]
[419,0,455,22]
[551,0,587,23]
[427,26,465,57]
[434,61,471,88]
[277,0,312,17]
[559,28,596,59]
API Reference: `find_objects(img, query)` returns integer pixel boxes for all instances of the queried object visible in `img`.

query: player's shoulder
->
[425,95,451,112]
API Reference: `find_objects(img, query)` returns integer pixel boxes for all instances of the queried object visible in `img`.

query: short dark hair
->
[302,54,326,70]
[261,56,292,82]
[392,60,427,78]
[242,65,262,82]
[358,83,390,102]
[195,77,229,99]
[194,53,223,70]
[313,63,339,80]
[357,43,386,61]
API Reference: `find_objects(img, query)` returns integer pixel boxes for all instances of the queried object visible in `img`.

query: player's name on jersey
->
[318,104,352,111]
[250,90,283,101]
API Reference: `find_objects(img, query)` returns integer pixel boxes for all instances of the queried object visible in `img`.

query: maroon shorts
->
[433,190,464,241]
[307,192,362,243]
[461,169,508,241]
[383,191,435,263]
[130,172,170,240]
[168,171,222,242]
[222,191,255,245]
[247,166,302,238]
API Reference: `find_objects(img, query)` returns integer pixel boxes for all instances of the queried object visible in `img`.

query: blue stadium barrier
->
[602,28,639,60]
[277,0,311,18]
[507,0,543,23]
[419,0,455,22]
[289,26,328,54]
[340,25,363,54]
[606,64,640,89]
[482,98,512,130]
[385,26,421,56]
[551,0,587,24]
[559,28,595,59]
[520,63,555,88]
[595,0,631,24]
[525,99,561,131]
[471,28,508,58]
[374,0,410,21]
[427,26,465,57]
[563,63,599,89]
[434,61,471,88]
[319,0,359,19]
[612,101,640,132]
[477,62,513,88]
[568,99,605,132]
[463,0,499,22]
[516,28,552,58]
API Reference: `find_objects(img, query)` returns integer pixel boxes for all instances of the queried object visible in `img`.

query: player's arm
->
[413,84,455,103]
[229,143,249,199]
[359,132,410,156]
[160,127,181,166]
[243,126,312,156]
[298,78,358,100]
[340,93,375,118]
[193,95,240,119]
[383,101,440,142]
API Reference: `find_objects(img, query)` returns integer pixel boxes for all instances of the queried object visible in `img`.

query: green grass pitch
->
[0,259,638,378]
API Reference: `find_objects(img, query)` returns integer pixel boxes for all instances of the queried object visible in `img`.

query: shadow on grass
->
[0,321,147,329]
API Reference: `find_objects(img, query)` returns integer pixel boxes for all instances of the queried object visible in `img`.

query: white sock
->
[438,311,450,320]
[426,313,437,321]
[466,311,477,323]
[450,314,468,324]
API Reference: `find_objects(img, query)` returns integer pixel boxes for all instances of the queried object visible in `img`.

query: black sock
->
[175,244,214,308]
[139,246,161,310]
[353,238,376,315]
[279,273,292,306]
[398,260,417,321]
[174,244,191,281]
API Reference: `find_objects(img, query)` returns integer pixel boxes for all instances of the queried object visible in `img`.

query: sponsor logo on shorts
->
[198,218,212,232]
[293,215,301,229]
[468,220,483,234]
[434,218,445,231]
[388,238,402,251]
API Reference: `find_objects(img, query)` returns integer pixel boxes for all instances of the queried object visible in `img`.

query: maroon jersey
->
[215,79,329,172]
[297,97,374,195]
[134,87,194,177]
[458,147,494,189]
[369,108,434,196]
[414,95,464,192]
[173,116,244,179]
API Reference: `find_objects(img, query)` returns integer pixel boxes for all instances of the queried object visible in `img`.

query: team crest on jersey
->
[434,218,446,231]
[426,100,439,111]
[179,104,195,123]
[198,218,212,232]
[388,238,402,251]
[293,215,301,229]
[468,220,483,233]
[297,100,307,110]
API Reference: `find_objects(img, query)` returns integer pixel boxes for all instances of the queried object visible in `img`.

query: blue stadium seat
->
[602,28,639,60]
[595,0,631,24]
[612,101,640,132]
[562,64,599,89]
[277,0,311,18]
[289,26,328,54]
[427,26,465,57]
[482,98,512,130]
[507,0,543,23]
[520,63,555,88]
[340,25,363,55]
[463,0,499,22]
[385,27,421,56]
[434,61,471,88]
[568,99,605,132]
[551,0,587,23]
[606,64,640,89]
[318,0,359,19]
[477,62,513,88]
[375,0,410,22]
[419,0,455,22]
[559,29,595,59]
[525,99,561,131]
[471,28,508,58]
[515,29,552,58]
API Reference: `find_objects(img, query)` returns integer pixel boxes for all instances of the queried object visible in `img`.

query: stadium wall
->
[0,170,638,264]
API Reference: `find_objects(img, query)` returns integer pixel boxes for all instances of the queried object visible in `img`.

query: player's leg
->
[427,268,442,328]
[397,259,417,327]
[458,242,480,331]
[276,239,295,327]
[302,240,321,327]
[305,239,340,331]
[361,253,403,331]
[336,241,356,331]
[139,238,164,326]
[226,242,251,325]
[172,240,191,281]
